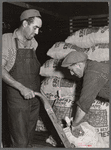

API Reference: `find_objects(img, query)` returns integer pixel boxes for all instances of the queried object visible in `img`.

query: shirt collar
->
[12,28,36,49]
[12,28,35,40]
[12,28,19,39]
[12,28,35,42]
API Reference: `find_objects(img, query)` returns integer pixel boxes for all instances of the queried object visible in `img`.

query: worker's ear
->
[22,20,28,28]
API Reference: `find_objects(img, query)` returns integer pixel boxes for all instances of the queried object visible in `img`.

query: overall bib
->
[6,38,41,147]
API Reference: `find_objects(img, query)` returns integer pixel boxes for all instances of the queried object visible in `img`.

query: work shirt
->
[76,60,109,113]
[2,29,38,72]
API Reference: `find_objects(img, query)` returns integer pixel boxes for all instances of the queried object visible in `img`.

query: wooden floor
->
[32,131,56,148]
[32,130,65,148]
[3,130,64,148]
[32,124,66,148]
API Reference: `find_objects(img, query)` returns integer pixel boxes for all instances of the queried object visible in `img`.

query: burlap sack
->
[47,42,89,59]
[86,43,109,62]
[36,77,76,131]
[40,59,75,80]
[65,26,109,48]
[83,99,109,144]
[47,42,109,62]
[41,77,76,100]
[63,122,108,148]
[40,77,76,124]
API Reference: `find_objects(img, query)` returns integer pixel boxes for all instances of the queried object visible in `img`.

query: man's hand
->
[18,85,35,99]
[71,125,85,138]
[65,116,83,137]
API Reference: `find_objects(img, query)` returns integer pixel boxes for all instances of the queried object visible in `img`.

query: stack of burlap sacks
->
[36,26,109,147]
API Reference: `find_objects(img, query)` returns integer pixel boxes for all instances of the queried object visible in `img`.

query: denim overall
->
[6,38,41,147]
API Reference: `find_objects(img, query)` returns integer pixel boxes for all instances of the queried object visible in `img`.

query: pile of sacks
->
[36,59,77,145]
[36,69,77,145]
[47,26,109,62]
[36,77,77,133]
[36,26,109,147]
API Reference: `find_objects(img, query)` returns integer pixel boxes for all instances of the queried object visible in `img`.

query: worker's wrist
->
[72,121,80,128]
[16,82,24,92]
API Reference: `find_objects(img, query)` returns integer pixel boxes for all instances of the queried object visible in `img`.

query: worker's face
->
[68,62,86,78]
[24,17,42,40]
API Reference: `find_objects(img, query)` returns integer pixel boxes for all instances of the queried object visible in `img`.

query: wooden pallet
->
[35,92,74,148]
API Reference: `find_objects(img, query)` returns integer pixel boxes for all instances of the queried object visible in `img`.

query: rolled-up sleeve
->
[2,33,16,72]
[2,34,9,61]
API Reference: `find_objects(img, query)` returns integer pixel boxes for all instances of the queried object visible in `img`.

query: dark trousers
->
[7,97,40,148]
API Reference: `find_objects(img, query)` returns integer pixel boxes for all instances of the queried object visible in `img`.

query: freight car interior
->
[2,2,109,148]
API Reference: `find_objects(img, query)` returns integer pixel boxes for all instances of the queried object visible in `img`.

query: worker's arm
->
[2,58,35,99]
[73,61,109,127]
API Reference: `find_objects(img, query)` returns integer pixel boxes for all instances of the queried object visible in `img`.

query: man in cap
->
[61,51,109,128]
[2,9,42,147]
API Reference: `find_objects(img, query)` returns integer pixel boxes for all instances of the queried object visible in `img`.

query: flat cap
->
[61,51,88,67]
[20,9,41,21]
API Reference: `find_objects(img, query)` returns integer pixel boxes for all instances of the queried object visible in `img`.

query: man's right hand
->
[18,85,35,100]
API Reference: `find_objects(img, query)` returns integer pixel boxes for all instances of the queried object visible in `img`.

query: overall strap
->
[15,38,19,49]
